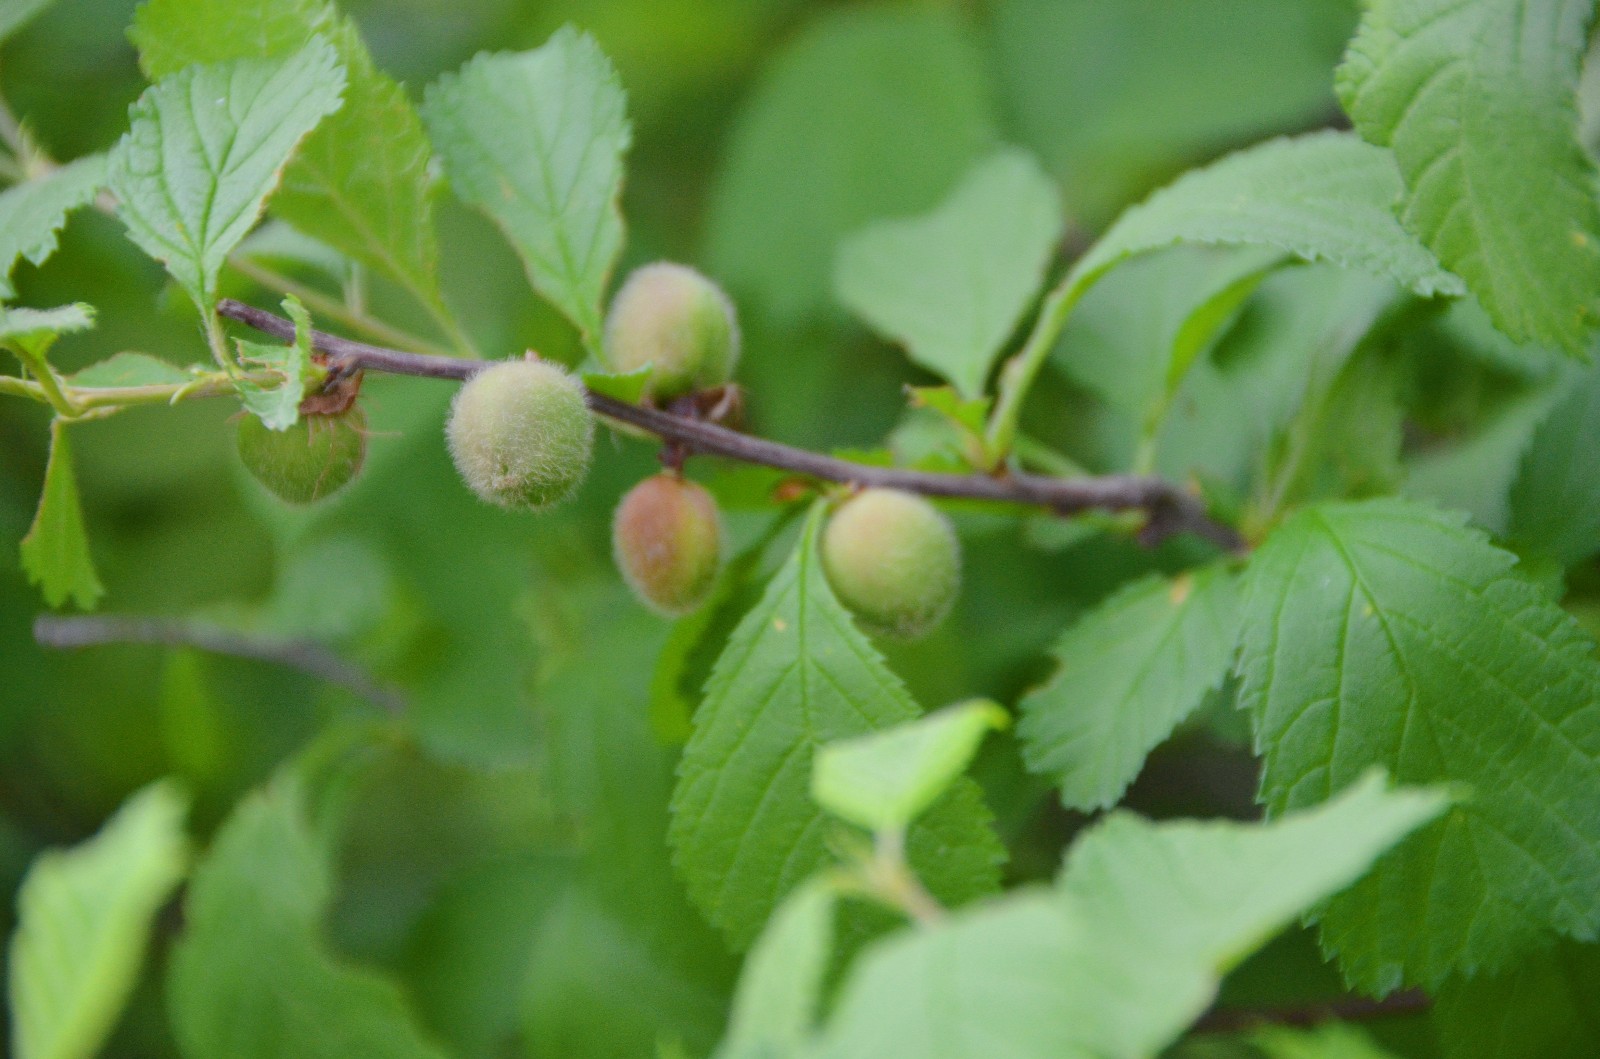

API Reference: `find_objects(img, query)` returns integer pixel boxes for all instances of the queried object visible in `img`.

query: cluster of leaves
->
[4,0,1600,1057]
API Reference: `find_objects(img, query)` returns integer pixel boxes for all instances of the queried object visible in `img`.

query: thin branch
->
[34,614,405,714]
[1192,988,1431,1035]
[216,299,1245,551]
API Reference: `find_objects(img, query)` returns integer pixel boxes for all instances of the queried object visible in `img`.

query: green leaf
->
[813,700,1008,833]
[69,352,191,388]
[0,0,53,43]
[582,365,652,405]
[106,39,347,312]
[8,781,189,1059]
[168,779,449,1059]
[422,28,630,346]
[1509,361,1600,564]
[1018,564,1240,811]
[0,154,107,300]
[234,295,319,430]
[0,302,94,359]
[670,503,1003,946]
[1237,498,1600,990]
[20,419,102,611]
[718,877,837,1058]
[705,6,998,323]
[1337,0,1600,355]
[1433,940,1600,1059]
[132,0,452,333]
[1062,131,1462,328]
[835,148,1063,397]
[816,774,1446,1059]
[1250,1023,1403,1059]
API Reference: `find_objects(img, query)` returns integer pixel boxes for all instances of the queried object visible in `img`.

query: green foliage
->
[814,775,1445,1059]
[423,28,630,347]
[1019,564,1239,811]
[107,39,347,313]
[8,782,188,1059]
[19,419,101,609]
[1238,499,1600,991]
[1338,0,1600,355]
[1509,360,1600,564]
[233,296,318,430]
[1433,941,1600,1059]
[670,503,1002,946]
[0,154,105,300]
[167,779,449,1059]
[835,148,1063,398]
[718,878,837,1059]
[812,699,1008,834]
[0,0,53,44]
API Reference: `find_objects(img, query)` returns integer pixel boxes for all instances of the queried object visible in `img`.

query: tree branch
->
[34,614,405,714]
[216,299,1245,551]
[1192,988,1430,1035]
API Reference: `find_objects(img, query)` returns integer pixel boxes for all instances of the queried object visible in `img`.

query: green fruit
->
[613,474,724,615]
[447,359,595,510]
[822,489,960,640]
[604,262,740,399]
[237,406,366,505]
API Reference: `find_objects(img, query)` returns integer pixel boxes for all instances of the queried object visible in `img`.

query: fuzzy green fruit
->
[447,359,595,510]
[613,474,724,615]
[237,406,366,505]
[604,262,740,399]
[822,489,960,640]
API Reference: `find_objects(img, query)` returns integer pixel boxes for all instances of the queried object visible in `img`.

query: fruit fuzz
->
[236,406,366,505]
[446,358,594,510]
[821,488,960,640]
[613,474,724,615]
[604,262,740,399]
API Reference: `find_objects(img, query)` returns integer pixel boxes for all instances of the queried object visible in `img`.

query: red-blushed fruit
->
[821,488,960,640]
[446,359,594,510]
[236,406,366,505]
[604,262,740,399]
[613,474,724,615]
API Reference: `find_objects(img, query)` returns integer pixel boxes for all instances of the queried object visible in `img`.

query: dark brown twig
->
[216,299,1245,551]
[34,614,405,714]
[1192,988,1431,1035]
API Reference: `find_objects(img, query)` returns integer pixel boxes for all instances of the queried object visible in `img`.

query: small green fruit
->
[822,489,960,640]
[613,474,724,615]
[604,262,740,399]
[237,406,366,505]
[447,359,595,510]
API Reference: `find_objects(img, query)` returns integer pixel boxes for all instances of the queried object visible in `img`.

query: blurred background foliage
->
[0,0,1485,1055]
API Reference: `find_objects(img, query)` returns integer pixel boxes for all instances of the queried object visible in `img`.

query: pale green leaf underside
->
[132,0,449,321]
[0,154,107,300]
[670,503,1002,947]
[0,302,94,357]
[1019,564,1239,811]
[234,296,316,430]
[423,28,630,344]
[107,40,346,310]
[720,877,837,1057]
[168,780,448,1059]
[69,352,191,388]
[835,147,1063,397]
[817,774,1445,1059]
[1338,0,1600,355]
[1063,130,1463,326]
[1238,498,1600,991]
[20,420,102,611]
[8,781,188,1059]
[812,699,1008,832]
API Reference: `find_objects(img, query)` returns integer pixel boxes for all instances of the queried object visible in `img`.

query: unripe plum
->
[446,359,594,510]
[821,488,960,640]
[237,406,366,505]
[604,262,740,399]
[613,473,724,615]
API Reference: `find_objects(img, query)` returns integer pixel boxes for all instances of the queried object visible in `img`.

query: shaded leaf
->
[8,781,189,1059]
[20,419,102,611]
[1338,0,1600,354]
[1433,940,1600,1059]
[0,153,107,300]
[1238,499,1600,990]
[1509,360,1600,564]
